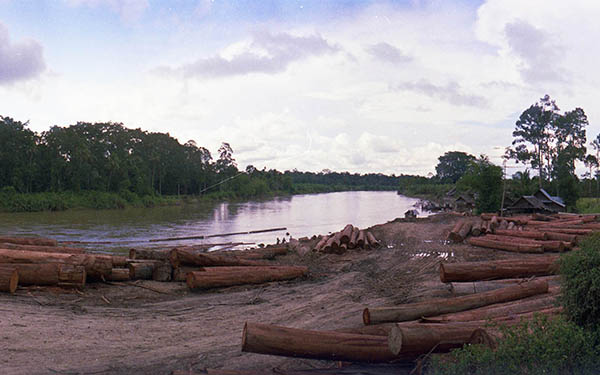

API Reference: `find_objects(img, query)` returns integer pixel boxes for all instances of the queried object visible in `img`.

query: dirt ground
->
[0,214,531,375]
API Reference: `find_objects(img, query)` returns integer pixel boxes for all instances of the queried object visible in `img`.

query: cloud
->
[65,0,149,22]
[0,23,45,85]
[158,31,340,79]
[504,20,564,84]
[366,42,412,64]
[391,79,488,107]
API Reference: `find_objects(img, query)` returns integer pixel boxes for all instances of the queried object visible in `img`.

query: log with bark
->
[447,221,465,243]
[129,261,162,280]
[3,263,86,287]
[450,275,560,296]
[543,231,578,243]
[241,322,397,363]
[366,232,380,248]
[323,232,343,253]
[493,229,548,240]
[0,266,18,293]
[471,219,483,236]
[357,230,366,248]
[0,236,57,247]
[349,227,360,249]
[173,266,202,282]
[169,248,268,268]
[0,242,84,254]
[313,236,329,252]
[467,237,543,253]
[387,324,479,357]
[0,249,112,280]
[128,248,171,261]
[218,246,288,260]
[107,268,130,282]
[186,265,308,290]
[536,228,592,235]
[362,279,548,324]
[152,262,173,282]
[482,234,566,252]
[439,256,560,282]
[340,224,354,244]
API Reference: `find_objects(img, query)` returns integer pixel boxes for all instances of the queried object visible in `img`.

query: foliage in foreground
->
[427,315,600,375]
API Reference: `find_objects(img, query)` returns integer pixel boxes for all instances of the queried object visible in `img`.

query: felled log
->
[0,249,111,280]
[313,236,329,252]
[110,255,128,268]
[467,237,543,253]
[323,232,342,253]
[457,222,472,241]
[498,220,508,230]
[173,266,201,282]
[490,216,499,231]
[471,220,482,236]
[223,246,288,260]
[0,242,84,254]
[543,231,578,243]
[349,228,359,249]
[362,279,548,324]
[537,228,592,235]
[450,275,560,296]
[0,266,18,293]
[3,263,86,287]
[366,232,380,248]
[439,256,560,282]
[153,262,173,281]
[0,236,57,247]
[241,322,396,363]
[128,248,171,261]
[107,268,130,281]
[169,248,267,268]
[129,261,161,280]
[387,324,478,357]
[482,234,566,252]
[494,229,547,240]
[357,231,366,248]
[340,225,354,244]
[186,265,308,290]
[447,221,465,243]
[507,222,516,230]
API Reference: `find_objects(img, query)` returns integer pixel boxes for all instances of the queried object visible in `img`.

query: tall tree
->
[457,156,503,213]
[435,151,476,183]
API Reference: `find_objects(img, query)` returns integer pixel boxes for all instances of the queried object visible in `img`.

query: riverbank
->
[0,184,399,213]
[0,213,533,374]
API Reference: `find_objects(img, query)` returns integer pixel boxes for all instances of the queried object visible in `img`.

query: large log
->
[450,275,560,295]
[439,256,560,282]
[107,268,130,282]
[0,236,57,247]
[362,279,548,324]
[129,261,161,280]
[0,242,84,254]
[4,263,86,287]
[173,266,203,282]
[0,267,18,293]
[482,234,565,252]
[152,262,173,282]
[217,246,288,260]
[186,265,308,290]
[494,229,548,241]
[128,248,170,261]
[357,230,366,248]
[467,237,543,253]
[313,236,329,252]
[366,232,380,248]
[543,231,578,243]
[447,221,464,243]
[387,324,478,357]
[471,219,483,236]
[349,227,360,249]
[537,228,592,235]
[241,322,397,363]
[0,249,111,280]
[323,232,342,253]
[169,248,268,268]
[340,224,354,244]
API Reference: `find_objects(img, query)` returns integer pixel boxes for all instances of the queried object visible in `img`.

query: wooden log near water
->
[387,324,479,357]
[349,227,360,249]
[107,268,130,282]
[173,266,202,282]
[0,236,57,247]
[186,265,308,290]
[0,242,84,254]
[110,255,128,268]
[357,230,366,248]
[241,322,397,363]
[447,221,464,243]
[152,262,173,281]
[3,263,86,287]
[313,236,329,252]
[0,249,112,280]
[543,231,578,243]
[439,256,560,283]
[128,261,162,280]
[218,246,288,260]
[362,279,548,325]
[340,224,354,244]
[536,228,592,235]
[494,229,548,240]
[482,234,566,252]
[366,232,380,248]
[0,267,18,294]
[128,248,171,261]
[169,248,267,268]
[467,237,543,253]
[323,232,342,253]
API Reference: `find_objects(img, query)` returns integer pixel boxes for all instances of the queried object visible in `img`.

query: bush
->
[427,315,600,375]
[560,233,600,328]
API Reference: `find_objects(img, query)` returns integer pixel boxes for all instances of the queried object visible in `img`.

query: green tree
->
[457,156,503,213]
[435,151,476,183]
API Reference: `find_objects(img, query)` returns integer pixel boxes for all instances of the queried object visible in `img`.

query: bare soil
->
[0,214,528,375]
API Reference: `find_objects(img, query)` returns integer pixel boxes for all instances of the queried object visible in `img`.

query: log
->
[340,224,354,244]
[129,261,160,280]
[507,222,516,230]
[323,232,342,253]
[0,267,18,293]
[0,236,57,247]
[537,228,592,235]
[241,322,397,363]
[439,256,560,282]
[0,242,84,254]
[498,220,508,230]
[494,229,548,240]
[450,275,560,296]
[128,248,171,261]
[457,222,472,241]
[482,234,565,252]
[349,227,360,249]
[366,232,380,248]
[447,221,464,243]
[5,263,86,287]
[173,266,202,282]
[471,220,482,237]
[543,231,578,243]
[110,255,128,268]
[357,230,366,248]
[387,324,478,357]
[186,265,308,290]
[152,262,173,282]
[313,236,329,252]
[0,249,111,280]
[362,279,548,324]
[169,248,268,268]
[220,246,288,260]
[490,216,499,231]
[467,237,543,253]
[107,268,130,281]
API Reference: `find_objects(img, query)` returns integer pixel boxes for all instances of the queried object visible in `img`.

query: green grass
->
[576,198,600,214]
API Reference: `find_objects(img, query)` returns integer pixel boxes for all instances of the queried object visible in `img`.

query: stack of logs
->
[0,236,307,294]
[447,213,600,254]
[240,256,561,366]
[313,224,380,254]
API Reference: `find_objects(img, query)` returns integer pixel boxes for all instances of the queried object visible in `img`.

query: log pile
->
[313,224,381,253]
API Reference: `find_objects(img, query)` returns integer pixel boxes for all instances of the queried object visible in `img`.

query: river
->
[0,191,427,253]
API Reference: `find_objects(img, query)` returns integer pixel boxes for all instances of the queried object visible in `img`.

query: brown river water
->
[0,191,427,253]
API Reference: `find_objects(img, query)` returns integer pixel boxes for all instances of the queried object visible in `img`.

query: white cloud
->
[366,42,412,64]
[0,23,45,85]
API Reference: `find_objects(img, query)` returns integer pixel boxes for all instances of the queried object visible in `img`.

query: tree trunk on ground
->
[169,248,268,268]
[215,246,288,260]
[0,249,112,280]
[0,236,57,247]
[6,263,86,288]
[323,232,343,253]
[366,232,380,248]
[387,324,479,357]
[439,256,559,282]
[0,267,18,293]
[173,266,203,282]
[152,262,173,281]
[349,227,360,249]
[0,243,84,254]
[340,225,354,244]
[128,261,161,280]
[494,230,548,240]
[128,248,171,261]
[467,237,543,253]
[357,231,366,248]
[536,228,592,235]
[241,322,397,363]
[313,236,329,252]
[471,220,482,236]
[482,234,566,252]
[186,266,308,290]
[363,280,548,324]
[447,221,464,243]
[450,275,560,295]
[107,268,130,281]
[543,232,578,243]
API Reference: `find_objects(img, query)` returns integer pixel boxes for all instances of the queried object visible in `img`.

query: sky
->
[1,0,599,176]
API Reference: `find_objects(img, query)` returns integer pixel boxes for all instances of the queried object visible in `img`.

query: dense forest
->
[0,116,412,211]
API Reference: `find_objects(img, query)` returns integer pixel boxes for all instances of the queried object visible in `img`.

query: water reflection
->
[0,191,427,252]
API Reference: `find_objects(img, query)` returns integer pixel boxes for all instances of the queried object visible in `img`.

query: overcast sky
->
[1,0,599,176]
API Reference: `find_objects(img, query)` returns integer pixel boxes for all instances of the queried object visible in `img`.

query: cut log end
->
[0,268,19,294]
[363,308,371,325]
[387,325,403,356]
